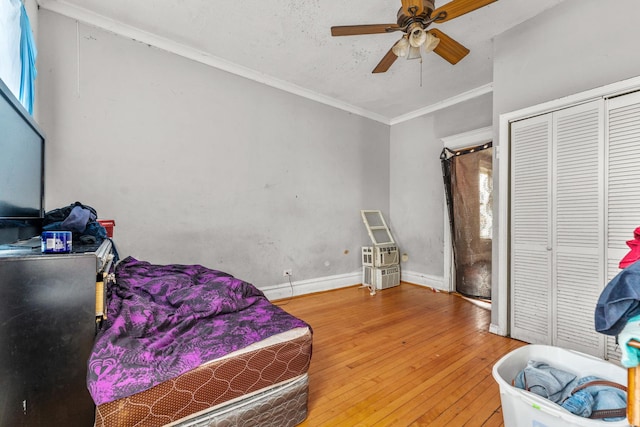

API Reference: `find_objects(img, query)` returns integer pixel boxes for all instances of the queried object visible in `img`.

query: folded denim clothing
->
[561,376,626,421]
[514,361,626,420]
[514,361,578,404]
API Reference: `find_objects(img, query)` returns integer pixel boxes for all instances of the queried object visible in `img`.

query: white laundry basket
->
[492,345,629,427]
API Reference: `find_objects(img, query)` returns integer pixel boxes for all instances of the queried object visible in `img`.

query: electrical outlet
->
[283,269,293,277]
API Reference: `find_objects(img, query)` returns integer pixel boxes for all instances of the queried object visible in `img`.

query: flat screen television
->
[0,77,45,245]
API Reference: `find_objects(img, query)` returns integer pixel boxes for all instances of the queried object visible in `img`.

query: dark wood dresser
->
[0,238,114,426]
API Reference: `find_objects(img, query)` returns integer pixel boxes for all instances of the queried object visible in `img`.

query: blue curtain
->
[18,3,37,115]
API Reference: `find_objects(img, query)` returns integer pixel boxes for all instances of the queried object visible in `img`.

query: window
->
[479,166,493,240]
[0,0,37,114]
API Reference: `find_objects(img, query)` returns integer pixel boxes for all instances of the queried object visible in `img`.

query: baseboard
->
[401,270,446,291]
[489,323,506,336]
[262,269,446,300]
[262,271,361,301]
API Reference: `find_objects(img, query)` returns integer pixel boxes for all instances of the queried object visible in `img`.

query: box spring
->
[94,327,312,427]
[173,374,308,427]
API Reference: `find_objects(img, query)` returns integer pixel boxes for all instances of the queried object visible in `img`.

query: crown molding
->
[37,0,391,124]
[389,83,493,125]
[37,0,493,127]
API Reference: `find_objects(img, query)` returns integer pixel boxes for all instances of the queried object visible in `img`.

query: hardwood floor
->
[274,283,526,427]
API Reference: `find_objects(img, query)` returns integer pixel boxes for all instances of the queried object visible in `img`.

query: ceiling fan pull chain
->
[420,59,423,87]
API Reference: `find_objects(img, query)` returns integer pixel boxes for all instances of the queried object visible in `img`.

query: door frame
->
[441,126,493,293]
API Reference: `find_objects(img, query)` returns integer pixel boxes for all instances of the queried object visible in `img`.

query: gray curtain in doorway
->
[441,142,493,299]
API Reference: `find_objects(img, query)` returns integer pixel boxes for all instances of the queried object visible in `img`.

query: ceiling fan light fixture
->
[391,36,410,57]
[408,27,427,48]
[407,45,422,60]
[330,0,492,73]
[423,32,440,53]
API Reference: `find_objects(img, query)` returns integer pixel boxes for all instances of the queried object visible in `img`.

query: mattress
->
[94,327,312,427]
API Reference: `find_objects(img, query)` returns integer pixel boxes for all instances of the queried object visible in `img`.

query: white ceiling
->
[37,0,566,124]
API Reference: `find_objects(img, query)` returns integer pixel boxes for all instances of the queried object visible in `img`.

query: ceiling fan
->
[331,0,497,73]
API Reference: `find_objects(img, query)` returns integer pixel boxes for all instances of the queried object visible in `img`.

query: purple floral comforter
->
[87,257,309,405]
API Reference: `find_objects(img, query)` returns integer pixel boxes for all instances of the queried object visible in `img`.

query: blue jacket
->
[595,261,640,336]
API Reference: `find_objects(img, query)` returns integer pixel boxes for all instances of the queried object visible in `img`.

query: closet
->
[510,91,640,359]
[511,99,604,357]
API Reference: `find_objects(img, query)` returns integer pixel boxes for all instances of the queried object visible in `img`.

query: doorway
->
[441,142,493,299]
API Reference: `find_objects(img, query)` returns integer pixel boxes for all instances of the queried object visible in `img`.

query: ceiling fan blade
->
[331,24,400,36]
[432,0,497,23]
[372,48,398,73]
[401,0,424,16]
[428,29,470,64]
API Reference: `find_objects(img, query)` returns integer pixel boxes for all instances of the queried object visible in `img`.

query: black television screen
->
[0,77,45,244]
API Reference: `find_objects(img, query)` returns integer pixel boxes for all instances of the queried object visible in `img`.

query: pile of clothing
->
[595,226,640,368]
[514,361,626,421]
[42,201,106,244]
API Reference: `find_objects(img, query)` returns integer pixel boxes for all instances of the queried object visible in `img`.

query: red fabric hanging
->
[619,226,640,269]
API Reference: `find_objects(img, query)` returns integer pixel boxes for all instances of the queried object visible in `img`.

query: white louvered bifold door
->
[510,114,553,345]
[605,91,640,361]
[552,100,605,357]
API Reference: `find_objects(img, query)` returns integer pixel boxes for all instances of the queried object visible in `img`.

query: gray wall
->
[390,93,492,285]
[494,0,640,116]
[36,10,390,290]
[33,0,640,309]
[492,0,640,328]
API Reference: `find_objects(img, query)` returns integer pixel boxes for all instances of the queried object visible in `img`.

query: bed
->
[87,257,312,427]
